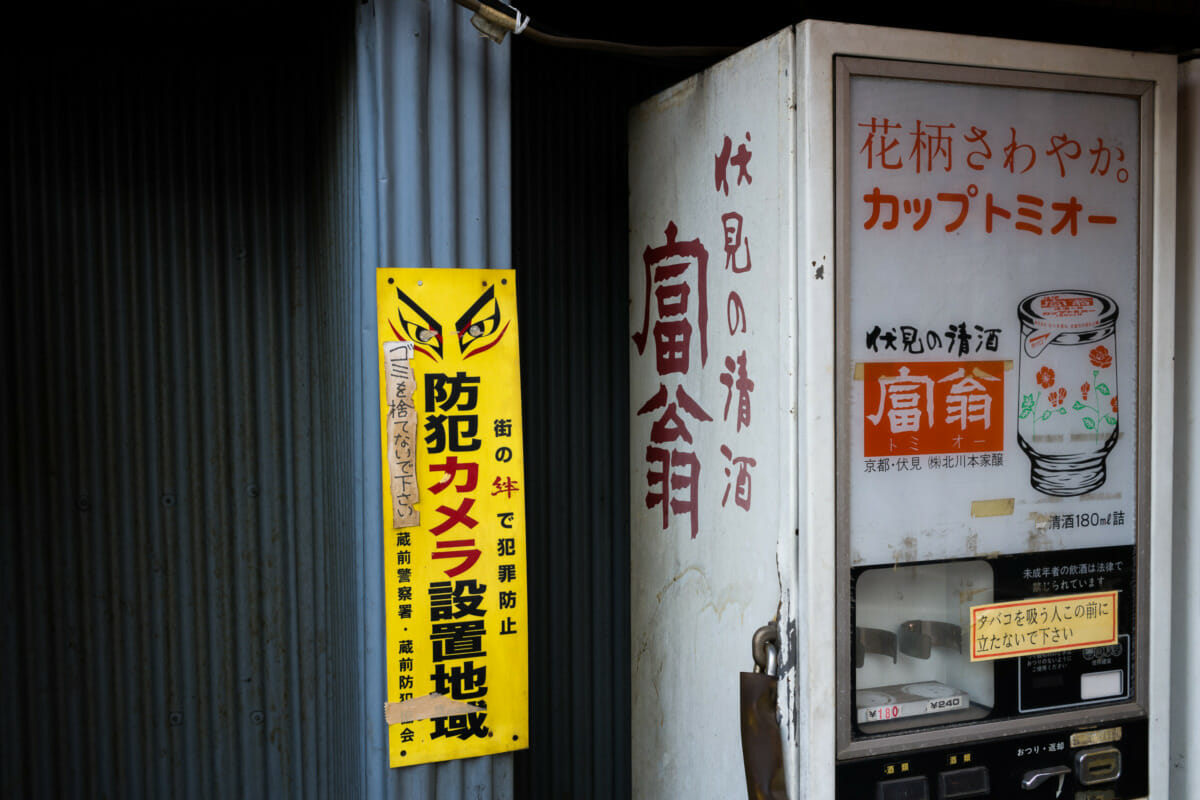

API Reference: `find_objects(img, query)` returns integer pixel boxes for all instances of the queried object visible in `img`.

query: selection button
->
[877,775,930,800]
[938,766,990,799]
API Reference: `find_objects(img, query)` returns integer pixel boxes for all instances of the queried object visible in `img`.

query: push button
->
[938,766,990,799]
[877,775,930,800]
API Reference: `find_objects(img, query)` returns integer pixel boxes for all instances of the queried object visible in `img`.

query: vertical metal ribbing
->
[355,0,512,797]
[1,8,363,798]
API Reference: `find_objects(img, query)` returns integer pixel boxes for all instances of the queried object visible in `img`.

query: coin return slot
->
[1075,746,1122,786]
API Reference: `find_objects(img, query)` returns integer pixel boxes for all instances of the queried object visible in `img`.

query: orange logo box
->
[864,361,1005,457]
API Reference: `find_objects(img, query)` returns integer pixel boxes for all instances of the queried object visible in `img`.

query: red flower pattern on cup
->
[1048,387,1067,408]
[1089,345,1113,369]
[1080,382,1090,400]
[1036,366,1056,389]
[1111,396,1118,414]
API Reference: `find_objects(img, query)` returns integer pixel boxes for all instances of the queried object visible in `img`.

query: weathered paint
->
[1170,57,1200,800]
[629,20,1178,800]
[628,29,797,799]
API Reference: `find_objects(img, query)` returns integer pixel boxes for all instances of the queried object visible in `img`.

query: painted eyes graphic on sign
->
[393,288,445,359]
[454,285,508,358]
[391,284,509,361]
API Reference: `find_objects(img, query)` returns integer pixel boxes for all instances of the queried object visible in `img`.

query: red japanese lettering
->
[633,222,709,375]
[858,117,904,170]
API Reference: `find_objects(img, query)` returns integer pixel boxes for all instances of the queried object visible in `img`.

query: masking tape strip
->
[971,498,1014,517]
[385,693,484,726]
[473,2,516,30]
[1071,727,1122,748]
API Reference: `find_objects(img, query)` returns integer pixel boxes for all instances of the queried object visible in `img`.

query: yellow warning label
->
[969,591,1118,661]
[377,268,529,767]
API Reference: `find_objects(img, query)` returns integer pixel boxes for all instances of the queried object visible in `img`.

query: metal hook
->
[752,622,779,676]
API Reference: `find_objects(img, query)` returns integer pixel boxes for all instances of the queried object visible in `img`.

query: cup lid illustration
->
[1018,290,1117,358]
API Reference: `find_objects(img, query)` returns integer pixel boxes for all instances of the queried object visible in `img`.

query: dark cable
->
[452,0,739,58]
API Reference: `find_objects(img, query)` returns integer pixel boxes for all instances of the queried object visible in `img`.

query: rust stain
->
[958,586,990,604]
[891,536,918,564]
[1026,528,1052,552]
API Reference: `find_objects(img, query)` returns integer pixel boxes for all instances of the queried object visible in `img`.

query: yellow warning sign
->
[377,268,529,767]
[969,591,1118,661]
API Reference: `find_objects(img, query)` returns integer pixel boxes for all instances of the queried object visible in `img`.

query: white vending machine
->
[629,22,1177,800]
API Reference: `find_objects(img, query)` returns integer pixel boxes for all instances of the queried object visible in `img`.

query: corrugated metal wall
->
[1,0,515,797]
[353,0,513,797]
[0,6,364,798]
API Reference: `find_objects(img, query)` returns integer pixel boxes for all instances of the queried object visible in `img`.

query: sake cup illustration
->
[1017,290,1118,497]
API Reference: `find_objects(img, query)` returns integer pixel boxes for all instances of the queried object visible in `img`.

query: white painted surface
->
[628,29,796,800]
[1170,58,1200,800]
[846,74,1141,565]
[630,20,1177,800]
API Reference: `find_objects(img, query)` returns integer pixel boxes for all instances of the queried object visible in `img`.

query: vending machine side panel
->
[628,28,798,800]
[1170,58,1200,800]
